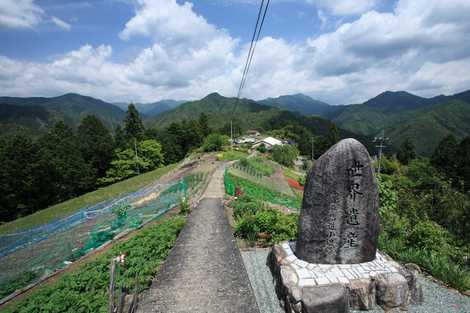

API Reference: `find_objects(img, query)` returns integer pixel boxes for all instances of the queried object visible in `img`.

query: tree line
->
[0,106,213,223]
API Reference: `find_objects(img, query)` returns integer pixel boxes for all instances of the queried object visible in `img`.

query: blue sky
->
[1,0,469,104]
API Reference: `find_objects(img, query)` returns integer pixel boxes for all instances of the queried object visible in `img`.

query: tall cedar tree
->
[431,134,459,182]
[327,124,340,147]
[458,136,470,190]
[38,122,96,205]
[397,138,416,165]
[78,115,114,178]
[114,125,128,150]
[198,112,211,137]
[124,104,145,140]
[0,135,44,221]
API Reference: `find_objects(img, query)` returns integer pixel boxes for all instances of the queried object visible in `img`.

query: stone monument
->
[296,138,379,264]
[269,138,422,313]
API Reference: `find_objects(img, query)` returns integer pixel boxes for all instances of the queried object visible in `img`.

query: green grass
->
[3,216,186,313]
[379,235,470,291]
[216,150,248,161]
[0,164,177,235]
[246,157,274,176]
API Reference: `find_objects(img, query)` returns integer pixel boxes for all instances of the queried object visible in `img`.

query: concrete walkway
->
[137,166,260,313]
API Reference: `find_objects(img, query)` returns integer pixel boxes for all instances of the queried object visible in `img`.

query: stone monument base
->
[268,242,423,313]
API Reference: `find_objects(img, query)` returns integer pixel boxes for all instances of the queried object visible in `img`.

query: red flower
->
[287,178,304,190]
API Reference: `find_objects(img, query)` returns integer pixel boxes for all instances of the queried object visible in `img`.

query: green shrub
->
[377,156,402,175]
[233,206,298,246]
[378,173,470,292]
[0,271,39,300]
[4,216,186,313]
[409,220,453,255]
[256,144,267,153]
[235,214,259,244]
[272,145,299,167]
[271,213,298,243]
[232,195,263,220]
[202,134,228,152]
[239,158,249,168]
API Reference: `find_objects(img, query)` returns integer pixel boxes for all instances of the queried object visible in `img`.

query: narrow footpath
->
[137,165,260,313]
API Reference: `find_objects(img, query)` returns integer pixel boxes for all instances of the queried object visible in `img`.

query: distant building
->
[246,129,261,137]
[252,136,284,150]
[234,137,256,144]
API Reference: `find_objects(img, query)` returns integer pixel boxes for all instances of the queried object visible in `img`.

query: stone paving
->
[137,166,260,313]
[279,242,401,288]
[244,249,470,313]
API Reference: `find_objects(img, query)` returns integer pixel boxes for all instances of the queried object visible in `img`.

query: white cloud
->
[1,0,470,104]
[0,0,44,28]
[120,0,229,49]
[307,0,378,15]
[51,16,71,31]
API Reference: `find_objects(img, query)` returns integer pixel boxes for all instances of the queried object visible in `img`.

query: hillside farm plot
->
[231,159,295,196]
[0,171,207,301]
[225,169,301,209]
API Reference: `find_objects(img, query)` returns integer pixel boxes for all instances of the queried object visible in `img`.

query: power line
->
[239,0,270,95]
[230,0,270,146]
[237,0,265,100]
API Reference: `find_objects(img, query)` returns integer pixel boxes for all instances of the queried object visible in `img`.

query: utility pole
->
[134,138,140,175]
[373,130,389,176]
[230,120,233,150]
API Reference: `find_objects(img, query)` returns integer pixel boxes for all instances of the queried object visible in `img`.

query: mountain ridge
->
[0,93,125,136]
[332,89,470,155]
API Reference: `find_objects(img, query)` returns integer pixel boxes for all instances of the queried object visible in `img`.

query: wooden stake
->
[108,259,116,313]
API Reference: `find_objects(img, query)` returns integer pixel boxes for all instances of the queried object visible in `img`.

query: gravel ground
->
[241,248,470,313]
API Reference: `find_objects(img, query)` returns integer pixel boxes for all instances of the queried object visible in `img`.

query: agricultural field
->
[0,164,178,235]
[0,163,209,303]
[2,216,186,313]
[224,169,301,209]
[224,158,300,248]
[240,157,275,176]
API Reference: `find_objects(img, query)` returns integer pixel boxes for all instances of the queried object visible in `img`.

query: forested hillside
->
[145,92,275,130]
[0,93,124,136]
[114,99,185,117]
[259,93,344,118]
[332,90,470,155]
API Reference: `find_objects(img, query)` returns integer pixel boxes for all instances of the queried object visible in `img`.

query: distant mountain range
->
[0,93,124,136]
[259,94,342,118]
[259,90,470,155]
[331,90,470,155]
[2,89,469,156]
[114,100,186,117]
[145,93,273,130]
[145,92,376,152]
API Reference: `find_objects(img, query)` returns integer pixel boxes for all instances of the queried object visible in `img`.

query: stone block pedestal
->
[268,242,423,313]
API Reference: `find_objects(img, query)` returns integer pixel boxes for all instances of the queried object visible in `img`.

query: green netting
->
[224,169,235,196]
[0,172,208,301]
